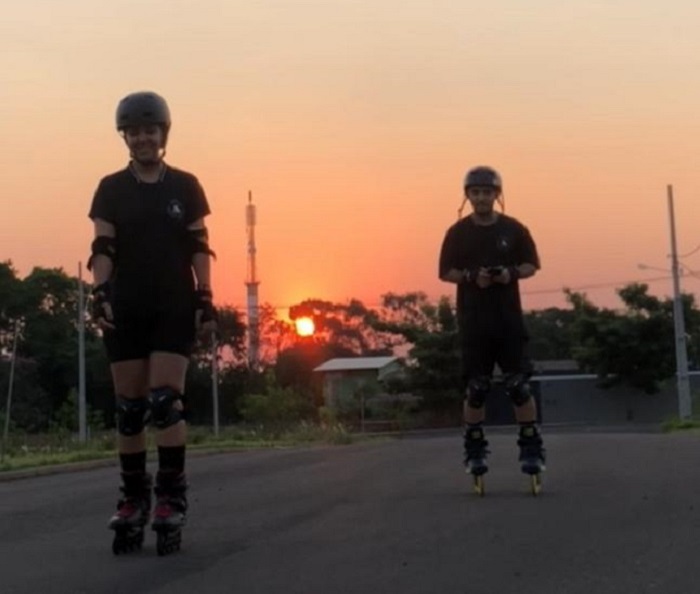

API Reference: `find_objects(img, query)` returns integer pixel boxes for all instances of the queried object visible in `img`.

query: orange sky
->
[3,1,700,316]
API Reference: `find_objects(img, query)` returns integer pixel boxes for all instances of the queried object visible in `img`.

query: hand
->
[475,268,493,289]
[492,266,519,285]
[91,282,115,330]
[195,288,218,334]
[490,266,510,284]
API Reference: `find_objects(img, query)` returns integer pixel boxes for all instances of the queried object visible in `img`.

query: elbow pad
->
[188,228,216,259]
[87,236,117,271]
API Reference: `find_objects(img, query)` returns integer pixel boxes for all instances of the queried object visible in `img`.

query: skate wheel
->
[157,543,167,556]
[530,473,542,496]
[473,474,485,497]
[156,534,168,556]
[111,528,144,555]
[156,531,182,556]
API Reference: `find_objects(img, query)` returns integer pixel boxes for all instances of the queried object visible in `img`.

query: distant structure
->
[245,191,260,369]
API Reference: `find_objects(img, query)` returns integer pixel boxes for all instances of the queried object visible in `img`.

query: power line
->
[678,243,700,259]
[239,274,688,312]
[521,275,672,296]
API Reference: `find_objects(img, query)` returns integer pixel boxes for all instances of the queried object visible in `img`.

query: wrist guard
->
[195,289,218,324]
[91,281,111,321]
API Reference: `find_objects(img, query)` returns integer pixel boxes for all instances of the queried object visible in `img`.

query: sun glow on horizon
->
[295,317,315,337]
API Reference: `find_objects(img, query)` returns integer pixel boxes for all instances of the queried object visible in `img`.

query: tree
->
[366,292,462,411]
[0,265,114,432]
[565,283,700,393]
[269,296,409,404]
[289,298,397,356]
[274,341,355,404]
[190,305,247,367]
[523,308,576,360]
[257,303,296,364]
[239,374,316,433]
[0,261,24,352]
[19,267,83,417]
[0,358,51,432]
[186,304,249,424]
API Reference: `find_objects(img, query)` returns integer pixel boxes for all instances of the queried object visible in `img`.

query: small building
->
[313,356,403,409]
[531,359,581,377]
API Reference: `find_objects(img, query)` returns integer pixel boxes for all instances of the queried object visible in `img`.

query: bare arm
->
[442,263,538,288]
[440,268,468,284]
[493,262,538,285]
[514,262,537,280]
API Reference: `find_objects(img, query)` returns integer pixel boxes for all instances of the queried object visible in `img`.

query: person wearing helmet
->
[439,166,545,490]
[88,91,217,554]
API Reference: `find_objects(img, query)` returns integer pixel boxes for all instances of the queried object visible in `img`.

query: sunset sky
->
[3,0,700,317]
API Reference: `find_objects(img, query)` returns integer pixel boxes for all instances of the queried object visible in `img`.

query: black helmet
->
[464,166,502,191]
[115,92,171,132]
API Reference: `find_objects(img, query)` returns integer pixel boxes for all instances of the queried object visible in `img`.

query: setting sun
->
[295,317,315,337]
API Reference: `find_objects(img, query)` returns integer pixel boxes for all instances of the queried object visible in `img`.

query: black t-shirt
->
[439,214,540,326]
[88,164,211,310]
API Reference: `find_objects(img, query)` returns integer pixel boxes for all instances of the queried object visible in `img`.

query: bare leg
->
[463,400,486,424]
[513,396,538,424]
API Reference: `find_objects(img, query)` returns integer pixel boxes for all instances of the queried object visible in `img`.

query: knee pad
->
[466,376,491,409]
[116,396,150,436]
[505,373,532,406]
[150,386,185,430]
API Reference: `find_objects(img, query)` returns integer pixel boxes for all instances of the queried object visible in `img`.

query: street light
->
[637,263,671,274]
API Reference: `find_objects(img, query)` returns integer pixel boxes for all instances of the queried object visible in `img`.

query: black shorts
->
[461,328,529,381]
[102,306,196,362]
[458,307,531,380]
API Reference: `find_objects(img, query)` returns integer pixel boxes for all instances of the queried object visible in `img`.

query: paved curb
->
[0,443,327,483]
[0,423,664,482]
[0,458,118,482]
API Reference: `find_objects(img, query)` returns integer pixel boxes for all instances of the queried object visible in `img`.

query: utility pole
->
[1,319,20,463]
[78,262,87,443]
[667,185,692,420]
[211,331,220,437]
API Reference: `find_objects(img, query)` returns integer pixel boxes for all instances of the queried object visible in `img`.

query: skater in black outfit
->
[438,166,545,491]
[88,91,218,554]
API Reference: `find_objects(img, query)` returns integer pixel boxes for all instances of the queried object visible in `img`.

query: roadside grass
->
[661,416,700,433]
[0,422,365,473]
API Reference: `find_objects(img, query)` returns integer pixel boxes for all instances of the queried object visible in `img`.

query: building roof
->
[533,359,580,372]
[313,356,399,373]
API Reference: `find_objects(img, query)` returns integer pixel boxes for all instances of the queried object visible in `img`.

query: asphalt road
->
[1,428,699,594]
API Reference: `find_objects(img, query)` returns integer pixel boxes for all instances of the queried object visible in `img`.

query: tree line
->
[1,260,698,433]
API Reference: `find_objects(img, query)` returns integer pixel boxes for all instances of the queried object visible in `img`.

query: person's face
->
[467,186,499,215]
[124,125,165,164]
